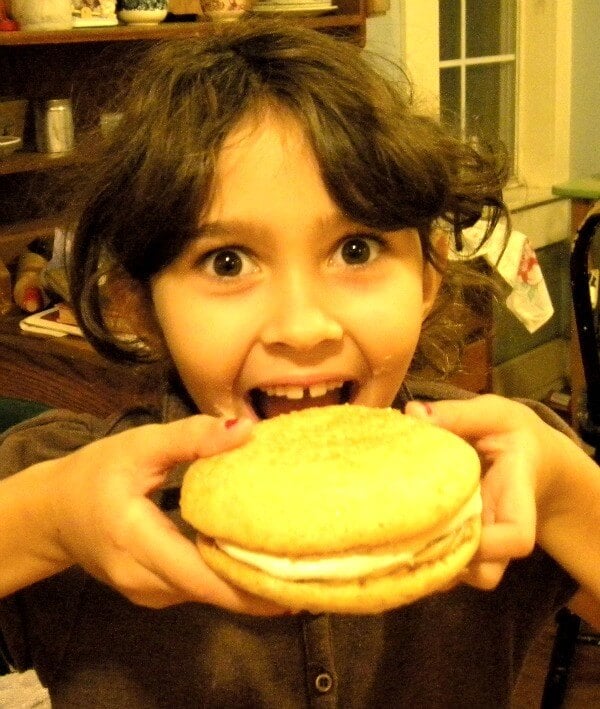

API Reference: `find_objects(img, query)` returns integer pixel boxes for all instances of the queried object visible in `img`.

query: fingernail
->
[408,401,433,418]
[224,418,239,429]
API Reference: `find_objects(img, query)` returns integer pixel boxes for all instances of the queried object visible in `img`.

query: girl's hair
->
[68,19,508,377]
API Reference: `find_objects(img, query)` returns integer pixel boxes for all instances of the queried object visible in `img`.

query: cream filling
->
[216,488,482,581]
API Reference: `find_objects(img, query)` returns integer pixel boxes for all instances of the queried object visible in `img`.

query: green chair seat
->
[0,397,49,434]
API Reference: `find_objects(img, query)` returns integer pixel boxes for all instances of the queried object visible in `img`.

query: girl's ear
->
[104,270,169,359]
[421,228,449,320]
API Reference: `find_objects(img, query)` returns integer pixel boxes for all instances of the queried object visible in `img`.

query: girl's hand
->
[43,415,284,614]
[406,395,542,591]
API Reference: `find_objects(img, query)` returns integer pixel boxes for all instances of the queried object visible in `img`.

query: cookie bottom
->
[197,516,481,614]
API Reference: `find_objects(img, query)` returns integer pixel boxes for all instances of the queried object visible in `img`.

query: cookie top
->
[180,405,481,555]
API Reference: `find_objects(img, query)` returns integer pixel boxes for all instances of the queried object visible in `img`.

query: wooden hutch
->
[0,3,367,415]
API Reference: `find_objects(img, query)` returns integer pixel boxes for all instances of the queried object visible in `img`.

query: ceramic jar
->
[10,0,72,30]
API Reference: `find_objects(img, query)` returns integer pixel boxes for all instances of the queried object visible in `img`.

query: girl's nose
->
[260,278,343,351]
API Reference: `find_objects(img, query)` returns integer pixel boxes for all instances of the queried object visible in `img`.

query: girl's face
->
[151,113,441,421]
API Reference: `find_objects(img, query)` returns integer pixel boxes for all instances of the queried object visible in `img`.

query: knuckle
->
[515,538,536,558]
[472,562,506,590]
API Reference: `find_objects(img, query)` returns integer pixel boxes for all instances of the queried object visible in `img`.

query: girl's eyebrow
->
[194,220,267,241]
[195,221,240,238]
[195,213,366,240]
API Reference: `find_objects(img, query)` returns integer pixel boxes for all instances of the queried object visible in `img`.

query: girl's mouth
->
[249,380,356,420]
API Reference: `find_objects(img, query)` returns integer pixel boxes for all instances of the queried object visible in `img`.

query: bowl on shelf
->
[117,0,168,24]
[201,0,253,21]
[0,136,22,159]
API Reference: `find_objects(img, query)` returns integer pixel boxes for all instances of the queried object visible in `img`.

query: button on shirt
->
[303,614,337,705]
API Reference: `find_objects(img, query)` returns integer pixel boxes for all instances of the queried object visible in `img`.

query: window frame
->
[438,0,518,175]
[398,1,573,210]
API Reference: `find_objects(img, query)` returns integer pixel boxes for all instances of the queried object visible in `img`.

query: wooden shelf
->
[0,11,365,47]
[0,3,367,410]
[0,314,163,415]
[0,21,211,45]
[0,8,365,179]
[0,149,82,176]
[0,217,61,264]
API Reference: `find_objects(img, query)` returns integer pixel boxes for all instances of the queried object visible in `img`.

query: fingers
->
[405,395,530,441]
[461,468,536,591]
[108,415,254,481]
[459,561,509,591]
[477,520,535,560]
[460,525,536,591]
[76,415,255,504]
[406,398,540,592]
[459,523,535,591]
[118,498,285,614]
[54,414,281,613]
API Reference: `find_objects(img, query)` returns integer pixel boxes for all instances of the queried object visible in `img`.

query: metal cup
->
[34,99,75,154]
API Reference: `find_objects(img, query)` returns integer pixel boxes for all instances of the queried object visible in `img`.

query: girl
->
[1,20,600,707]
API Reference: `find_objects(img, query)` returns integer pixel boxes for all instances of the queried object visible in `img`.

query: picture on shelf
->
[71,0,118,26]
[19,305,83,339]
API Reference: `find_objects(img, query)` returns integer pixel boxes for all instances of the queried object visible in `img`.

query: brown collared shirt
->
[0,382,578,708]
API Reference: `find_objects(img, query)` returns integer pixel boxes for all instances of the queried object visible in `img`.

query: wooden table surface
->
[0,313,162,416]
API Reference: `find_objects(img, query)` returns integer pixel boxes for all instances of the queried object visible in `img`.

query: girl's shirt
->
[0,382,577,708]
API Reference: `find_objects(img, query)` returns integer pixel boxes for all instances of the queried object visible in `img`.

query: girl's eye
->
[334,236,382,266]
[199,248,256,278]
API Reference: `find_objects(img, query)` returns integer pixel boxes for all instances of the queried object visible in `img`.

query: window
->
[372,2,574,206]
[438,0,518,175]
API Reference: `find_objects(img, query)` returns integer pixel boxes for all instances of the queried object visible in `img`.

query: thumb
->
[405,395,517,440]
[132,415,254,472]
[88,415,254,493]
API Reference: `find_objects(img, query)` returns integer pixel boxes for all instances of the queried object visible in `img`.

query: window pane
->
[465,0,516,57]
[439,0,461,60]
[440,67,461,134]
[465,62,515,166]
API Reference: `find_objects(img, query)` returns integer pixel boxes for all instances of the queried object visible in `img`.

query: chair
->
[541,202,600,707]
[0,397,49,676]
[0,397,49,434]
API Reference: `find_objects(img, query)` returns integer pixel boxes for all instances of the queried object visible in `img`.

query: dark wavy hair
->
[68,19,508,377]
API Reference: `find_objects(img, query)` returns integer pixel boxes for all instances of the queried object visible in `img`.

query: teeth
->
[308,384,328,398]
[284,386,304,400]
[262,381,344,400]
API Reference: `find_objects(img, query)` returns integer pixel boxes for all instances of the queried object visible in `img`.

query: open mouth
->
[249,380,356,420]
